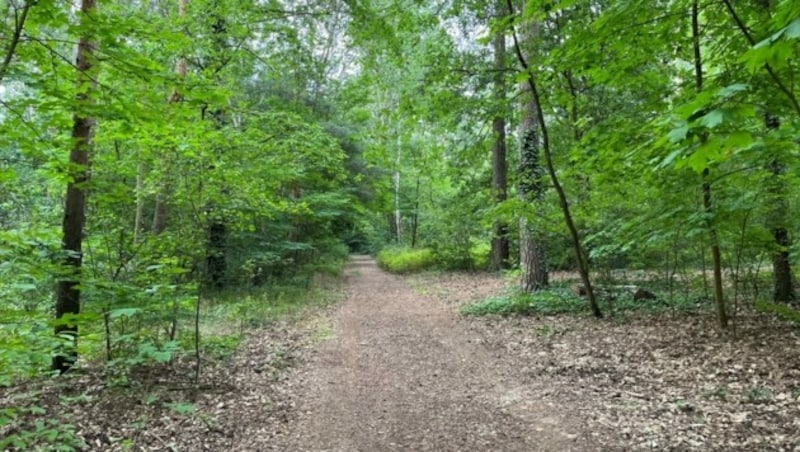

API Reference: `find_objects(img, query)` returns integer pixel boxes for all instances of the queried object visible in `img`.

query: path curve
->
[270,256,584,451]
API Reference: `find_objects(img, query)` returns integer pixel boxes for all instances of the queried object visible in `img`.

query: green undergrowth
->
[377,247,437,273]
[461,284,708,317]
[461,287,586,316]
[756,300,800,323]
[0,271,345,451]
[377,244,490,274]
[205,276,344,335]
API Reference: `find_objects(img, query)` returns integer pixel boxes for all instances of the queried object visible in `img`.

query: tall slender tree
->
[490,0,509,271]
[53,0,98,373]
[516,13,547,291]
[508,0,600,316]
[692,0,727,329]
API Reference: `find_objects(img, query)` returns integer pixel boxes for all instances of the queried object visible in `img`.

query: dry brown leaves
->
[419,271,800,451]
[0,315,322,451]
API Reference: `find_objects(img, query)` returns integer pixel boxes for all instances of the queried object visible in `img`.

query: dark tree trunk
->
[507,0,599,316]
[0,0,32,83]
[411,178,420,248]
[515,4,548,292]
[152,194,168,235]
[387,212,397,243]
[772,225,795,302]
[207,219,227,289]
[490,1,509,271]
[53,0,96,373]
[518,110,548,292]
[764,114,796,303]
[693,0,727,329]
[203,8,229,287]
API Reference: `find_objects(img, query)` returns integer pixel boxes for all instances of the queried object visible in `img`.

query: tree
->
[507,0,600,316]
[489,0,509,271]
[53,0,98,373]
[515,12,547,292]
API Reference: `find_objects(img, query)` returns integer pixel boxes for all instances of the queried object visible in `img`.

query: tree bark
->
[693,0,728,329]
[490,0,509,271]
[151,0,188,236]
[204,6,229,288]
[0,0,32,84]
[764,114,796,303]
[393,145,402,243]
[53,0,97,373]
[411,177,420,248]
[507,0,599,317]
[518,66,548,292]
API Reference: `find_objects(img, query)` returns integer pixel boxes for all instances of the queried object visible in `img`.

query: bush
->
[376,247,437,273]
[461,287,588,316]
[469,242,491,271]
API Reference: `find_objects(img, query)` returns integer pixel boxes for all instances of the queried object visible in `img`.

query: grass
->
[376,243,491,274]
[376,247,437,273]
[204,278,345,334]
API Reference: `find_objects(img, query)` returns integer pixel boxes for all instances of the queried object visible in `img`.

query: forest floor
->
[4,256,800,450]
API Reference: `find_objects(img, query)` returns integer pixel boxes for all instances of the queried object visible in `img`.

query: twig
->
[0,0,33,83]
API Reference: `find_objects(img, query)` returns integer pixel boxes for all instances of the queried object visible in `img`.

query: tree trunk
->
[204,7,229,288]
[764,114,796,303]
[207,219,227,288]
[151,0,188,236]
[507,0,600,316]
[134,160,145,242]
[53,0,97,373]
[411,177,420,248]
[518,76,548,292]
[394,157,402,243]
[693,0,728,329]
[0,0,32,84]
[490,1,509,271]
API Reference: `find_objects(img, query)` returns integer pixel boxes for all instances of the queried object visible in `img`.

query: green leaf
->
[785,18,800,39]
[668,124,689,143]
[163,402,196,415]
[717,83,749,99]
[659,149,683,168]
[109,308,141,319]
[698,109,724,129]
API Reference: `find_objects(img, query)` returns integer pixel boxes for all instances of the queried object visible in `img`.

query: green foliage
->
[746,386,773,403]
[201,335,241,361]
[461,283,709,317]
[755,300,800,323]
[377,247,437,273]
[461,288,588,316]
[0,401,88,451]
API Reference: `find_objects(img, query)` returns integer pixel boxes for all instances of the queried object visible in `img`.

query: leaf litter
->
[2,264,799,451]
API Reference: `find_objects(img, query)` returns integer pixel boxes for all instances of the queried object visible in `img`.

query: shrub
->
[461,287,588,316]
[469,242,491,271]
[376,247,437,273]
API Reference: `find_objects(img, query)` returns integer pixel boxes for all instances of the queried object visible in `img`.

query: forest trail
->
[268,256,586,451]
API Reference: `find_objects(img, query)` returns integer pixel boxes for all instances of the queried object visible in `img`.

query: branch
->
[722,0,800,116]
[0,0,33,83]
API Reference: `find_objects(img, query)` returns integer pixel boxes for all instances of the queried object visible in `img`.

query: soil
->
[4,256,800,451]
[266,255,585,451]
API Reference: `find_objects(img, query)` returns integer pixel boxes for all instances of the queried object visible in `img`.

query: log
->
[571,284,656,301]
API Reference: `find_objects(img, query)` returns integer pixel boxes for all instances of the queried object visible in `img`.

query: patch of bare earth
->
[419,271,800,451]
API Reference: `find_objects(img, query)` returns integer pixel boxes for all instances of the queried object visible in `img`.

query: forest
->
[1,0,799,450]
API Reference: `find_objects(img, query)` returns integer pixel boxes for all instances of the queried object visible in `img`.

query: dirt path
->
[269,256,586,451]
